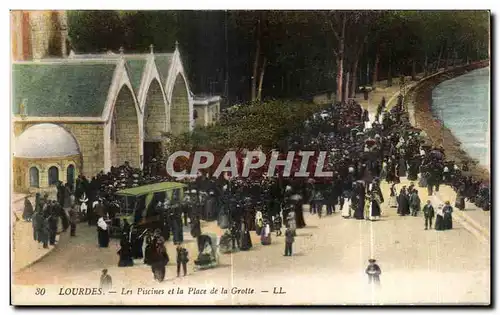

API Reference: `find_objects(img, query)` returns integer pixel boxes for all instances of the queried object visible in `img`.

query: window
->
[67,164,75,185]
[48,166,59,185]
[29,167,39,188]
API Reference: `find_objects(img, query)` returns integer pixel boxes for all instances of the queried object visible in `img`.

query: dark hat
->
[369,259,376,263]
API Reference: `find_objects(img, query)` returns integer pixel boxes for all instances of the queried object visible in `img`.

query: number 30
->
[35,288,46,296]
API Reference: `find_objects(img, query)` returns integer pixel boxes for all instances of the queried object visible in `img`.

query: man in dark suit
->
[284,228,294,256]
[423,200,435,230]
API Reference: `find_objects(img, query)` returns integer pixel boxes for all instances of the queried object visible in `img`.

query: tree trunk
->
[372,48,380,85]
[445,48,450,70]
[336,56,344,102]
[251,19,261,102]
[344,71,350,102]
[350,60,359,98]
[256,57,267,101]
[424,51,428,77]
[411,59,417,81]
[436,45,443,72]
[335,13,347,103]
[387,48,393,87]
[349,37,365,98]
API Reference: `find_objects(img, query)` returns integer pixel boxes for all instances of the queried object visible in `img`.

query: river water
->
[431,67,490,169]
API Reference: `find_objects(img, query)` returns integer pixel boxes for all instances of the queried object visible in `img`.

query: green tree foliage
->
[167,99,326,154]
[68,10,489,101]
[68,11,125,52]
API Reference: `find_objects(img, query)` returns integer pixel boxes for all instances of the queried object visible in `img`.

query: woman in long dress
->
[369,193,382,221]
[97,217,110,248]
[255,211,264,236]
[260,222,272,245]
[130,226,144,259]
[443,202,453,230]
[117,236,134,267]
[294,199,306,228]
[22,197,34,221]
[341,195,351,218]
[435,206,445,231]
[397,187,410,216]
[240,227,253,251]
[353,183,365,220]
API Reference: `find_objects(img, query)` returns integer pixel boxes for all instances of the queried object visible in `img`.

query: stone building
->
[193,96,221,128]
[12,45,221,193]
[11,10,68,61]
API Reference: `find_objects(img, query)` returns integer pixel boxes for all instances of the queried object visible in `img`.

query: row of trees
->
[68,10,489,104]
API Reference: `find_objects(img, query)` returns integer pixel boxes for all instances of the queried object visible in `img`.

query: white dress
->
[341,199,351,218]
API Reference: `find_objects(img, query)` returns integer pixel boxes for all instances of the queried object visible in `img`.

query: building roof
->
[124,57,148,94]
[14,123,80,158]
[193,95,221,105]
[154,53,174,85]
[12,51,180,118]
[12,61,117,117]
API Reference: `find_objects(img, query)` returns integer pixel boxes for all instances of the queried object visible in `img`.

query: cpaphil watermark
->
[166,150,335,178]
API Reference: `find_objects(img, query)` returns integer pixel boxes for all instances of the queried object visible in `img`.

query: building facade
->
[11,10,68,61]
[12,47,220,193]
[11,10,220,193]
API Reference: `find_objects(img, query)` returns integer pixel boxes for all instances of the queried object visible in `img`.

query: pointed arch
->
[144,78,168,141]
[109,85,141,168]
[170,73,190,135]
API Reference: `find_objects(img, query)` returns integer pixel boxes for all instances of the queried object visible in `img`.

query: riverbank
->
[408,61,490,183]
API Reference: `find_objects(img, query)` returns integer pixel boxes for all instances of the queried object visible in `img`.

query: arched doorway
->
[48,166,59,185]
[170,74,190,135]
[143,79,167,167]
[67,164,75,187]
[29,167,39,188]
[110,86,141,168]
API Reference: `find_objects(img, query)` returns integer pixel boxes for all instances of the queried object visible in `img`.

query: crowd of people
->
[23,189,79,249]
[19,91,490,282]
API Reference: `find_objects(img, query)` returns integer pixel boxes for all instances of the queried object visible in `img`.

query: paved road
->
[12,78,490,305]
[12,177,490,305]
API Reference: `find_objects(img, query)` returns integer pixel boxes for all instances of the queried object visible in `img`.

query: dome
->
[14,123,80,158]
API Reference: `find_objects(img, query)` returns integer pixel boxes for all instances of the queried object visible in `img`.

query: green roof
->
[154,54,174,85]
[12,62,118,117]
[115,182,187,197]
[125,58,147,94]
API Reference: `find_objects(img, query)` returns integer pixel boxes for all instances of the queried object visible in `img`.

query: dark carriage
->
[110,182,187,238]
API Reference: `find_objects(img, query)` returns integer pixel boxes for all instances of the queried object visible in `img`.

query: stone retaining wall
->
[404,61,490,183]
